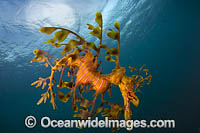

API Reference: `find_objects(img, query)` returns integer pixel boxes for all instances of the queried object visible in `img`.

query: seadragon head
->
[119,75,139,120]
[108,67,139,120]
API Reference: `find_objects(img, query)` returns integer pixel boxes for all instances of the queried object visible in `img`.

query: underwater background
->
[0,0,200,132]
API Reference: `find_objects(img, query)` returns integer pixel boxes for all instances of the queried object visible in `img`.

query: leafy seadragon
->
[30,12,152,124]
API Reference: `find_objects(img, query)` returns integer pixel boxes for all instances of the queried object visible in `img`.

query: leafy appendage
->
[129,65,152,93]
[104,21,121,68]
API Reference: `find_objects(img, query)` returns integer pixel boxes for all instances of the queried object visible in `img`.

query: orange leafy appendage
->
[30,12,152,125]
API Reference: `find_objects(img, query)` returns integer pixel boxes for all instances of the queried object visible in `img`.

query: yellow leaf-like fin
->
[106,31,119,40]
[106,48,119,56]
[114,21,120,31]
[68,40,80,45]
[40,27,57,35]
[95,12,102,27]
[54,30,69,43]
[92,104,104,117]
[43,37,57,44]
[87,42,97,51]
[87,24,95,30]
[42,81,47,89]
[37,97,44,105]
[31,80,39,86]
[89,27,101,39]
[58,91,73,103]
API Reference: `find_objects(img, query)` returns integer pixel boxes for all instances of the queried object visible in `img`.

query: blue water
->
[0,0,200,132]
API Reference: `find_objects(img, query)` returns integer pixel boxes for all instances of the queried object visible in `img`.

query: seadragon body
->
[30,12,152,124]
[65,50,140,119]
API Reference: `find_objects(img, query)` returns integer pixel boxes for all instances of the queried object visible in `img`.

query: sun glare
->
[24,1,76,29]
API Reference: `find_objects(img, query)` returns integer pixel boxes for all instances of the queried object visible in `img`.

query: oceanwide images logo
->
[40,116,135,130]
[25,115,175,130]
